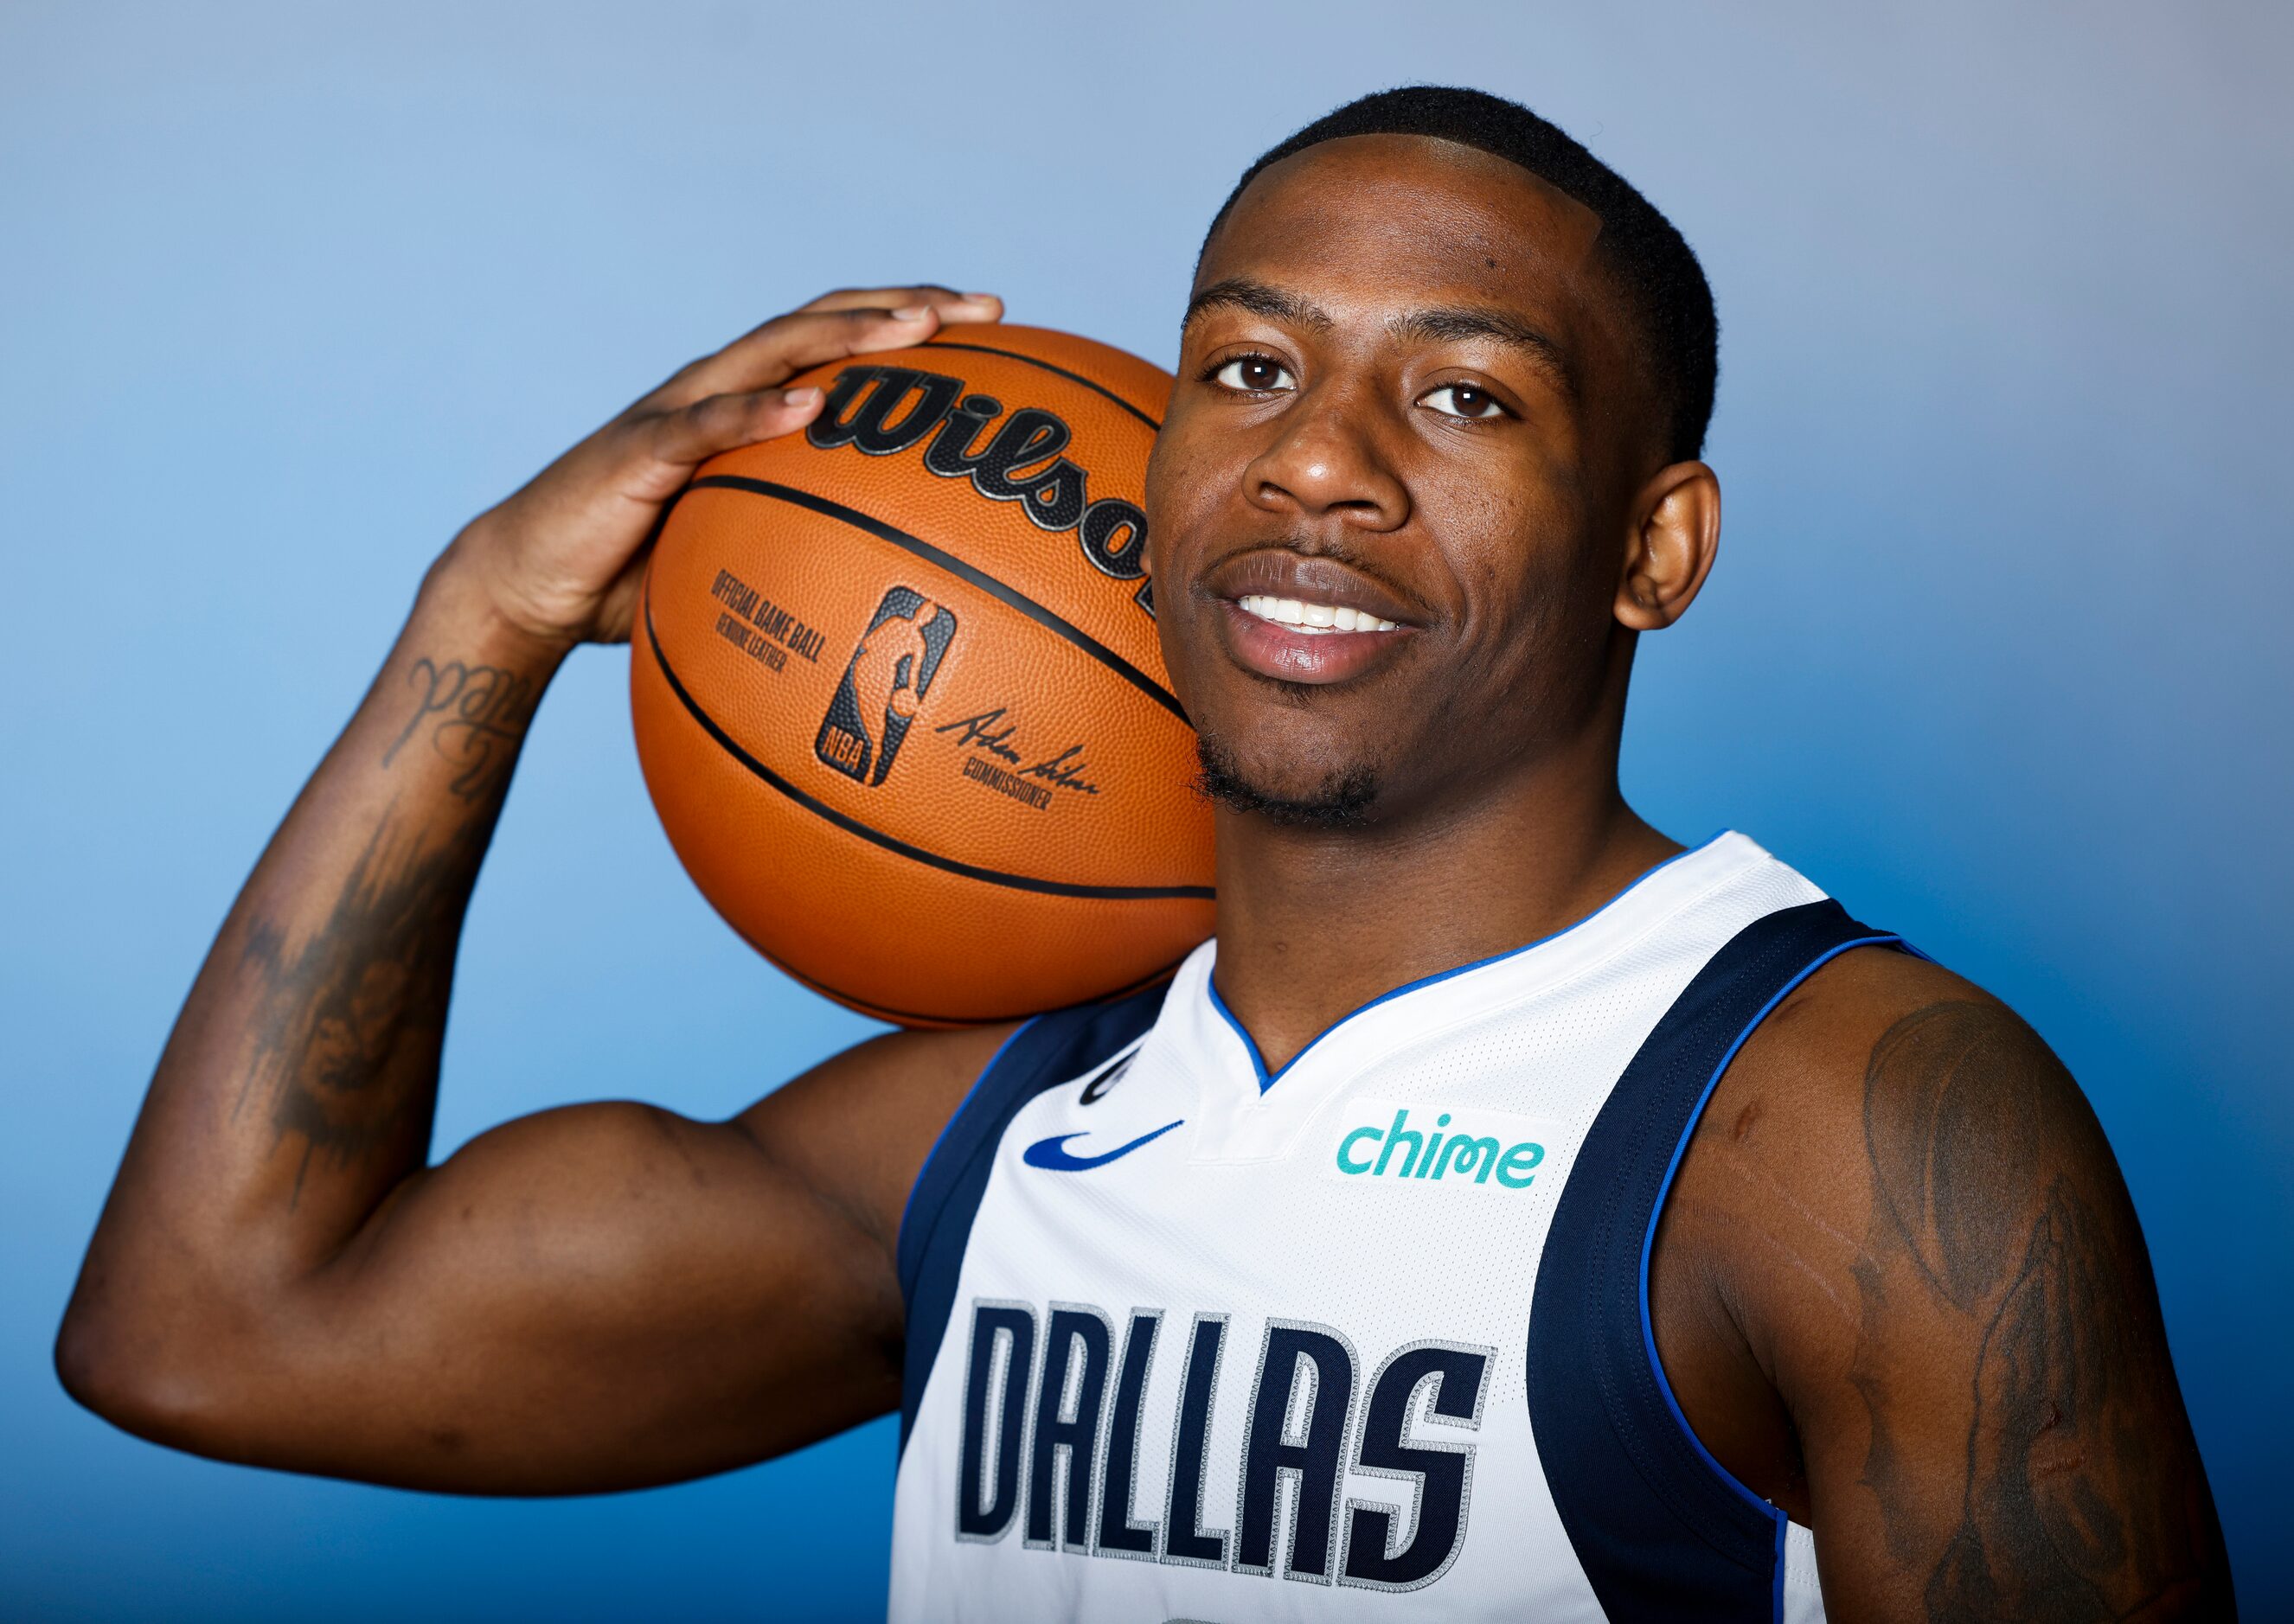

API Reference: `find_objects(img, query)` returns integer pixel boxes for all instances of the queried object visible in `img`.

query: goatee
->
[1193,735,1378,829]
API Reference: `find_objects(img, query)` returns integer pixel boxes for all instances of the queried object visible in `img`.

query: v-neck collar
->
[1197,831,1747,1096]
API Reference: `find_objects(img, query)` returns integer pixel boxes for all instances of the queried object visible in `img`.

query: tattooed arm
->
[1652,950,2233,1621]
[55,288,1016,1493]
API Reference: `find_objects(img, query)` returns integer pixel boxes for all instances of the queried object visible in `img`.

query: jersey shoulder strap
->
[895,980,1171,1451]
[1528,897,1904,1622]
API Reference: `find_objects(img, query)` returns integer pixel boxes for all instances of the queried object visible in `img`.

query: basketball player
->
[58,88,2232,1620]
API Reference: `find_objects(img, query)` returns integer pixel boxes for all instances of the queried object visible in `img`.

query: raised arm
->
[56,287,1013,1493]
[1653,949,2233,1621]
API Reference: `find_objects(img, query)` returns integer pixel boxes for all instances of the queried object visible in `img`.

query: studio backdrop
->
[3,2,2287,1617]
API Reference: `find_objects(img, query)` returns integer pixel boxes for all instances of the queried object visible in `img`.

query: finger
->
[647,291,1003,412]
[655,303,957,409]
[628,385,827,492]
[798,285,1003,323]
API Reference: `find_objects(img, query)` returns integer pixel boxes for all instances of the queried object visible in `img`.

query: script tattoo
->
[381,657,538,801]
[240,646,537,1200]
[1848,1001,2221,1621]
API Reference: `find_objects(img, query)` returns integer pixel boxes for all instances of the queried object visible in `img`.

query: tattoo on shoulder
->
[1848,1001,2224,1621]
[381,656,539,802]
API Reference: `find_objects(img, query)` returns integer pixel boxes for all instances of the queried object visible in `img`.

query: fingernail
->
[782,386,821,405]
[891,304,932,321]
[963,291,998,301]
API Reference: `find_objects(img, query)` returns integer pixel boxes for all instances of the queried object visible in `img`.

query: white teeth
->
[1237,594,1400,633]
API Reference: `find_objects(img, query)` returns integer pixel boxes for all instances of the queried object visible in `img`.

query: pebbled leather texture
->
[631,326,1214,1026]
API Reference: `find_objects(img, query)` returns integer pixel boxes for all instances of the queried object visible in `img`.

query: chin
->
[1193,731,1383,830]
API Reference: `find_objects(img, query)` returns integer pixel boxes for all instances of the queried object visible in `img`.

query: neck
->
[1208,743,1678,1077]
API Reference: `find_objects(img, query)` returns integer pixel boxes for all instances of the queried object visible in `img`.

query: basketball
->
[630,324,1214,1026]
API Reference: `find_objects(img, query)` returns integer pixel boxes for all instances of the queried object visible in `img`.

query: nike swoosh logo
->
[1022,1120,1184,1171]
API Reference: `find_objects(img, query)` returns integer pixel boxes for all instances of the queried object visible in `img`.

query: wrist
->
[420,529,582,673]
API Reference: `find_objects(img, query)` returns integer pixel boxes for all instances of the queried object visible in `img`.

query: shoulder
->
[1668,945,2232,1617]
[1656,938,2137,1449]
[735,1020,1022,1269]
[1729,940,2049,1109]
[1718,943,2116,1227]
[1681,943,2121,1331]
[742,976,1172,1264]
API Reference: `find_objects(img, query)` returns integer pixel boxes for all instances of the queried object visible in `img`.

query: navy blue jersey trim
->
[1526,898,1900,1622]
[1206,832,1731,1092]
[899,1017,1040,1249]
[895,982,1172,1454]
[1637,932,1897,1520]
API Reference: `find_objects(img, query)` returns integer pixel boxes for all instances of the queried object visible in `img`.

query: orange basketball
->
[631,325,1214,1026]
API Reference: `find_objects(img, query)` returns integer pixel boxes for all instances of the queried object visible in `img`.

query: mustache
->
[1197,540,1430,624]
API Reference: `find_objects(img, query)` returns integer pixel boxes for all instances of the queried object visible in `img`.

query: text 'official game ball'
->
[631,325,1216,1026]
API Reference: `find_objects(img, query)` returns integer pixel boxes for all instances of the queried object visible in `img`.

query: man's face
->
[1146,134,1650,828]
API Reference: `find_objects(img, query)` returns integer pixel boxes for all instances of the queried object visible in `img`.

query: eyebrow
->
[1182,277,1333,331]
[1387,307,1574,397]
[1182,279,1575,399]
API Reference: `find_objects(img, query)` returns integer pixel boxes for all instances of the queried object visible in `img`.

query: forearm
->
[57,282,1005,1477]
[63,545,566,1357]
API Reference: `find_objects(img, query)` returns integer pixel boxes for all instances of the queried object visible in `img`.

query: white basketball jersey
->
[887,832,1900,1621]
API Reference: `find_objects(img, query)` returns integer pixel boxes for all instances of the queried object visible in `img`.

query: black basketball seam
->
[766,944,1193,1028]
[920,338,1163,431]
[642,595,1216,904]
[682,475,1187,726]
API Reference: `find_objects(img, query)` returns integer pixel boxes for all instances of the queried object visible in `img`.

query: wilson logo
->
[815,586,958,786]
[1326,1102,1564,1191]
[806,363,1156,617]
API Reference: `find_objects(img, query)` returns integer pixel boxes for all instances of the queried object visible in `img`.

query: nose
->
[1240,382,1410,534]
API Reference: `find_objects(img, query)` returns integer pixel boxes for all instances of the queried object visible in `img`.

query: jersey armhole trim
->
[1526,898,1899,1623]
[893,984,1173,1456]
[1634,932,1903,1533]
[896,1016,1039,1301]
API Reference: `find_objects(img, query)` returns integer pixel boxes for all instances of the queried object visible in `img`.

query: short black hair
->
[1203,86,1719,463]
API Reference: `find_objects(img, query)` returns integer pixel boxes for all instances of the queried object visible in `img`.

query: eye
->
[1420,382,1509,421]
[1210,354,1297,394]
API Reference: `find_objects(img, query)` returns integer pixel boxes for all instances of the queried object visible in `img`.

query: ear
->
[1614,461,1720,631]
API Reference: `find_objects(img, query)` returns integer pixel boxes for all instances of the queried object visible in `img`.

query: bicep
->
[214,1026,1004,1494]
[1785,996,2229,1621]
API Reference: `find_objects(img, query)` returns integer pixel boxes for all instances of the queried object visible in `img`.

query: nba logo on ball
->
[815,587,959,787]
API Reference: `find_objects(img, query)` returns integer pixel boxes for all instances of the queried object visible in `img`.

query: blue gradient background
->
[4,3,2288,1617]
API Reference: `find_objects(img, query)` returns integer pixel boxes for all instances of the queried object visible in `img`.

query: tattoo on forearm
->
[1848,1001,2223,1621]
[235,649,537,1201]
[230,649,538,1199]
[236,806,497,1204]
[381,657,538,801]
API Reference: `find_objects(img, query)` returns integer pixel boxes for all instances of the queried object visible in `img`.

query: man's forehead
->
[1205,132,1605,282]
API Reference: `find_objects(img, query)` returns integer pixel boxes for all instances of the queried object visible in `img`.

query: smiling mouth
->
[1234,594,1402,634]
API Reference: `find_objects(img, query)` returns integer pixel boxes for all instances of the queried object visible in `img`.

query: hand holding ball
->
[631,326,1214,1026]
